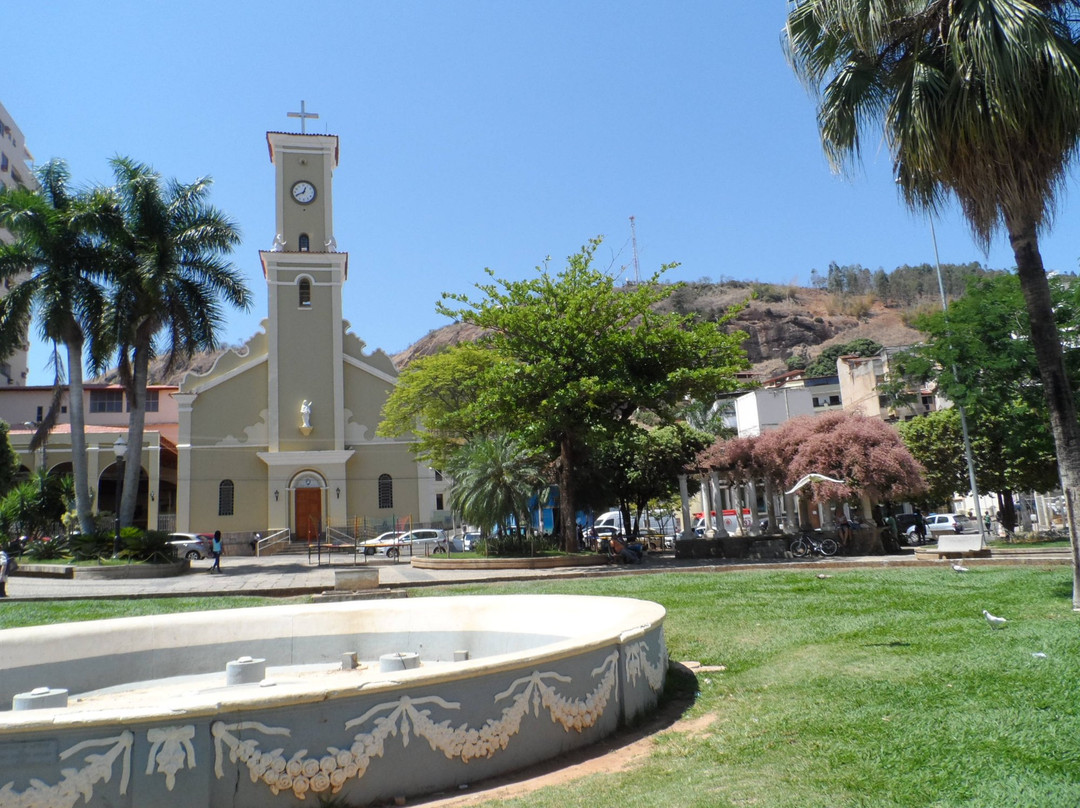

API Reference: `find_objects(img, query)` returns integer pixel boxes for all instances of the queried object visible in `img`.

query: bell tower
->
[259,127,348,456]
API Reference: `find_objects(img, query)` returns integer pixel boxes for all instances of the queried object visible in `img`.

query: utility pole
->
[930,220,987,545]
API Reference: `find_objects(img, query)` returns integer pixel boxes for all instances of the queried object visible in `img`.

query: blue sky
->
[6,2,1080,385]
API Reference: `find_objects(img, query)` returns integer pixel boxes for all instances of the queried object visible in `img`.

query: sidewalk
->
[2,547,1070,601]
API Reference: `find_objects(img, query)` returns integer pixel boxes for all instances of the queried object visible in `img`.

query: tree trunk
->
[64,335,95,535]
[558,435,577,552]
[1009,219,1080,607]
[119,340,151,528]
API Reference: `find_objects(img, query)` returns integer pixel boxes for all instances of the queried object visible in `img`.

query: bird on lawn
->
[952,564,969,573]
[983,610,1007,629]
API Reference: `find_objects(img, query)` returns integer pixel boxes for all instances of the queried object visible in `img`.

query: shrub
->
[120,528,174,563]
[24,535,70,561]
[69,531,114,561]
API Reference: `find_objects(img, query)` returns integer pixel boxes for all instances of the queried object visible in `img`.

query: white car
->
[906,513,969,538]
[437,532,479,553]
[360,529,446,560]
[359,531,405,557]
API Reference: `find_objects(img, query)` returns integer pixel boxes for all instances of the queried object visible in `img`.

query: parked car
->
[437,532,479,553]
[359,531,405,557]
[360,529,446,560]
[168,532,214,560]
[905,513,968,537]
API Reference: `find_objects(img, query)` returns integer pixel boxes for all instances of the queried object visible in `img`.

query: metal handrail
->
[255,528,289,557]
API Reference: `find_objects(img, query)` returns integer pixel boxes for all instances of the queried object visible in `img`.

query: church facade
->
[0,127,440,539]
[174,129,438,538]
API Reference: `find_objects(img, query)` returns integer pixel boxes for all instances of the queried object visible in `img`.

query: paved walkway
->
[2,547,1070,601]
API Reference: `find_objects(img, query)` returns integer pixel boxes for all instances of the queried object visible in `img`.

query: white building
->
[0,99,38,387]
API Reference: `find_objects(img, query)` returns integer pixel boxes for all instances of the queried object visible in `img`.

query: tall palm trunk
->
[1009,218,1080,608]
[119,336,151,528]
[64,332,95,534]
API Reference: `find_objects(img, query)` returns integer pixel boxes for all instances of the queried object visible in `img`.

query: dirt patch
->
[412,663,704,807]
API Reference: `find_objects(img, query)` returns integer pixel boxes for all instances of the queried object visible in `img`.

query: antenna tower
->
[629,215,640,283]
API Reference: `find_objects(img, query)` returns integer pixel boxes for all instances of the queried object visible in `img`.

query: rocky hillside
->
[390,283,926,381]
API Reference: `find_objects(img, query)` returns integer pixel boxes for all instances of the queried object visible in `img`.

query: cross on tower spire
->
[287,100,320,134]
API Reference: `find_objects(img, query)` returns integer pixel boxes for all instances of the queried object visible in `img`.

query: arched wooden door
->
[294,488,322,542]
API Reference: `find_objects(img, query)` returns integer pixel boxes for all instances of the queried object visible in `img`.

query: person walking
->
[0,548,8,596]
[210,530,223,573]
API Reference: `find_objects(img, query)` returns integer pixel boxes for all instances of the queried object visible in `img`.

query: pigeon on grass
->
[982,610,1007,629]
[952,564,969,573]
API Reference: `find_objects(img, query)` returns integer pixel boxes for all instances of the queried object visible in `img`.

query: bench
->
[933,535,990,559]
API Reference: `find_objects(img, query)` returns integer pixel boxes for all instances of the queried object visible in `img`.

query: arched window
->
[298,278,311,308]
[298,233,310,252]
[218,479,235,516]
[378,474,393,509]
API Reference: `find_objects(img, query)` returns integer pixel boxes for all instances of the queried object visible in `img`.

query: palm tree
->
[445,435,549,544]
[0,160,112,534]
[106,157,250,527]
[785,0,1080,608]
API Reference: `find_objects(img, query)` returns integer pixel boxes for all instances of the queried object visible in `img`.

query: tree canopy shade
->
[786,0,1080,606]
[0,160,114,533]
[105,157,250,527]
[417,238,749,551]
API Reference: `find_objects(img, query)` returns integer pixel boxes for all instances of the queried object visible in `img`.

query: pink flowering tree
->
[701,412,926,535]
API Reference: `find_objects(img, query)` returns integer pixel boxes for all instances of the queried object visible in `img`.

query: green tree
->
[900,273,1065,527]
[897,409,969,508]
[0,469,70,541]
[805,338,883,378]
[0,421,21,498]
[596,422,712,539]
[106,157,250,527]
[435,238,750,551]
[378,344,502,470]
[0,160,113,533]
[786,2,1080,605]
[444,434,548,543]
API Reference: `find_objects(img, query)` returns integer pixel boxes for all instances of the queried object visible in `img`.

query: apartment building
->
[0,99,37,387]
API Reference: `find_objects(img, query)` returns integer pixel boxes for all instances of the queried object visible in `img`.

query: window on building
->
[378,474,393,509]
[127,390,159,412]
[218,479,235,516]
[0,153,7,172]
[298,278,312,308]
[434,469,443,482]
[436,493,444,510]
[35,406,43,422]
[298,233,310,252]
[90,389,124,413]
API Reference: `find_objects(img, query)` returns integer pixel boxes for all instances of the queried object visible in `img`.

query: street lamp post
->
[112,436,127,558]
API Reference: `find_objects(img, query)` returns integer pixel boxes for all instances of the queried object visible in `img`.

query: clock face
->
[291,181,316,204]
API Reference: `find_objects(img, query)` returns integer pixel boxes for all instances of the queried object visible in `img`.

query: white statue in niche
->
[301,400,312,429]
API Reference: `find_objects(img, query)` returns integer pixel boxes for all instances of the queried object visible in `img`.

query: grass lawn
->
[2,566,1077,806]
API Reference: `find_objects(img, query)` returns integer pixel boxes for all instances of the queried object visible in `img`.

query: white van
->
[591,511,675,548]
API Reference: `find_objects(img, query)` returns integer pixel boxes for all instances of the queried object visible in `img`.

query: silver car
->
[168,532,214,560]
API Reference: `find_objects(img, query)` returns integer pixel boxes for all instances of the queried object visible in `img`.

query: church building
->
[174,127,438,539]
[0,122,442,541]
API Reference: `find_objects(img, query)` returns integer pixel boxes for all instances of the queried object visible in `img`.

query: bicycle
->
[790,529,838,558]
